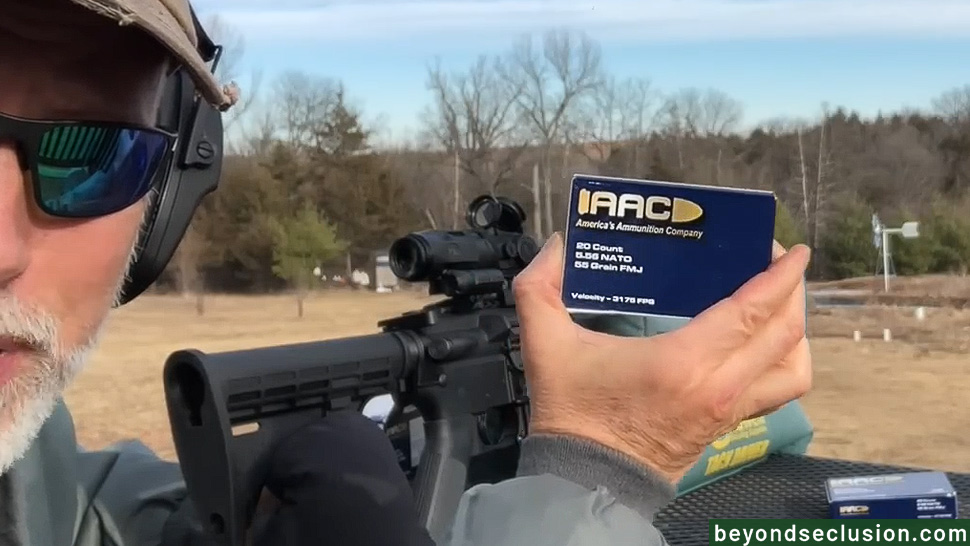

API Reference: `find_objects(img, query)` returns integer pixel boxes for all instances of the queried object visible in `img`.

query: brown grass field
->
[64,276,970,474]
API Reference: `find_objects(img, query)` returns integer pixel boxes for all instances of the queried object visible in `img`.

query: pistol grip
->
[412,414,476,544]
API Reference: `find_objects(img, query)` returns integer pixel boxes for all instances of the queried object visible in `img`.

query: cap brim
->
[69,0,232,111]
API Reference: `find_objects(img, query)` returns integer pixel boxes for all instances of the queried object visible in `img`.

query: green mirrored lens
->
[36,124,169,217]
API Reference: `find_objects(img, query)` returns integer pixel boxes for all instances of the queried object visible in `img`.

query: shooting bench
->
[655,454,970,545]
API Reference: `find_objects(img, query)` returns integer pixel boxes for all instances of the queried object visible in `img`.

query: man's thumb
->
[513,232,572,330]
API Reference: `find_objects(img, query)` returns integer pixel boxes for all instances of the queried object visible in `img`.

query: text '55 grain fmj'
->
[561,174,777,320]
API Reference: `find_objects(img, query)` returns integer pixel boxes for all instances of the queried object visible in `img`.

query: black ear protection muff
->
[117,8,225,305]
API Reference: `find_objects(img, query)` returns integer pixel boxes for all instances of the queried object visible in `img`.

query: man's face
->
[0,0,170,472]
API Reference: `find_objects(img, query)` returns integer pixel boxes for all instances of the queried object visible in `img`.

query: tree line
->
[155,24,970,300]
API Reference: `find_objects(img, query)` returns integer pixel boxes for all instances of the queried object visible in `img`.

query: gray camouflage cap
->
[70,0,238,111]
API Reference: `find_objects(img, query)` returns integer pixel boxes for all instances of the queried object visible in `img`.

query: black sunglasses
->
[0,111,176,219]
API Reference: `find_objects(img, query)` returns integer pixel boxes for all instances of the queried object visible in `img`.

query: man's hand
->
[513,233,812,484]
[251,411,435,546]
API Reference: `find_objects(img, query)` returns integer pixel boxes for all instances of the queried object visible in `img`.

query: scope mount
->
[380,195,535,328]
[444,196,530,301]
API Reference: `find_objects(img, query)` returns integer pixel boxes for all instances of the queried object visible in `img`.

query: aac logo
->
[830,476,904,487]
[839,505,870,516]
[576,188,704,223]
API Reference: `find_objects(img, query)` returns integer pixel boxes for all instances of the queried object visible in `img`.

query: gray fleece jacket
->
[1,314,676,545]
[0,400,674,546]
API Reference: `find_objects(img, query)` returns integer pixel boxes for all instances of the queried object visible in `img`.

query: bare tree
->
[388,142,454,230]
[930,85,970,193]
[202,14,263,139]
[790,105,837,255]
[621,78,659,174]
[932,85,970,124]
[169,13,263,308]
[172,220,217,315]
[759,116,811,135]
[423,54,529,225]
[237,108,278,157]
[271,71,342,149]
[657,87,744,184]
[795,125,811,242]
[811,106,837,251]
[660,87,743,138]
[507,29,604,239]
[866,125,943,207]
[568,76,657,173]
[567,76,623,168]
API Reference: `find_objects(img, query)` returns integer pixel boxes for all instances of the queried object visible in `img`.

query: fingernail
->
[542,232,562,252]
[772,240,786,259]
[795,244,812,265]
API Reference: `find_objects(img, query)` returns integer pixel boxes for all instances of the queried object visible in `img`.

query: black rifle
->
[163,195,540,546]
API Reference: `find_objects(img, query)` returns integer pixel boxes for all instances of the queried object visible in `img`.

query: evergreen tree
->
[269,201,347,318]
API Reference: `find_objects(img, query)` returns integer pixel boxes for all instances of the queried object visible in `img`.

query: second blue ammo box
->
[826,471,957,519]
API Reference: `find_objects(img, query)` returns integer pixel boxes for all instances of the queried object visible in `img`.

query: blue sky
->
[193,0,970,144]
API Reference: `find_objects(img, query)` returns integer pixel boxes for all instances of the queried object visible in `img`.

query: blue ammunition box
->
[561,174,776,319]
[826,472,958,519]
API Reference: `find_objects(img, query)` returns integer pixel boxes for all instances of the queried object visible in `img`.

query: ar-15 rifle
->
[163,195,540,546]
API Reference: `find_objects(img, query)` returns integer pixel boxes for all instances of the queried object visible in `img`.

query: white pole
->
[453,150,460,229]
[882,229,890,292]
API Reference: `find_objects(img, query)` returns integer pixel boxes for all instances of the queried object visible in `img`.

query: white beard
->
[0,299,104,475]
[0,207,142,475]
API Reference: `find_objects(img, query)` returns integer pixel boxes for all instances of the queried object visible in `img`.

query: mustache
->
[0,296,58,357]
